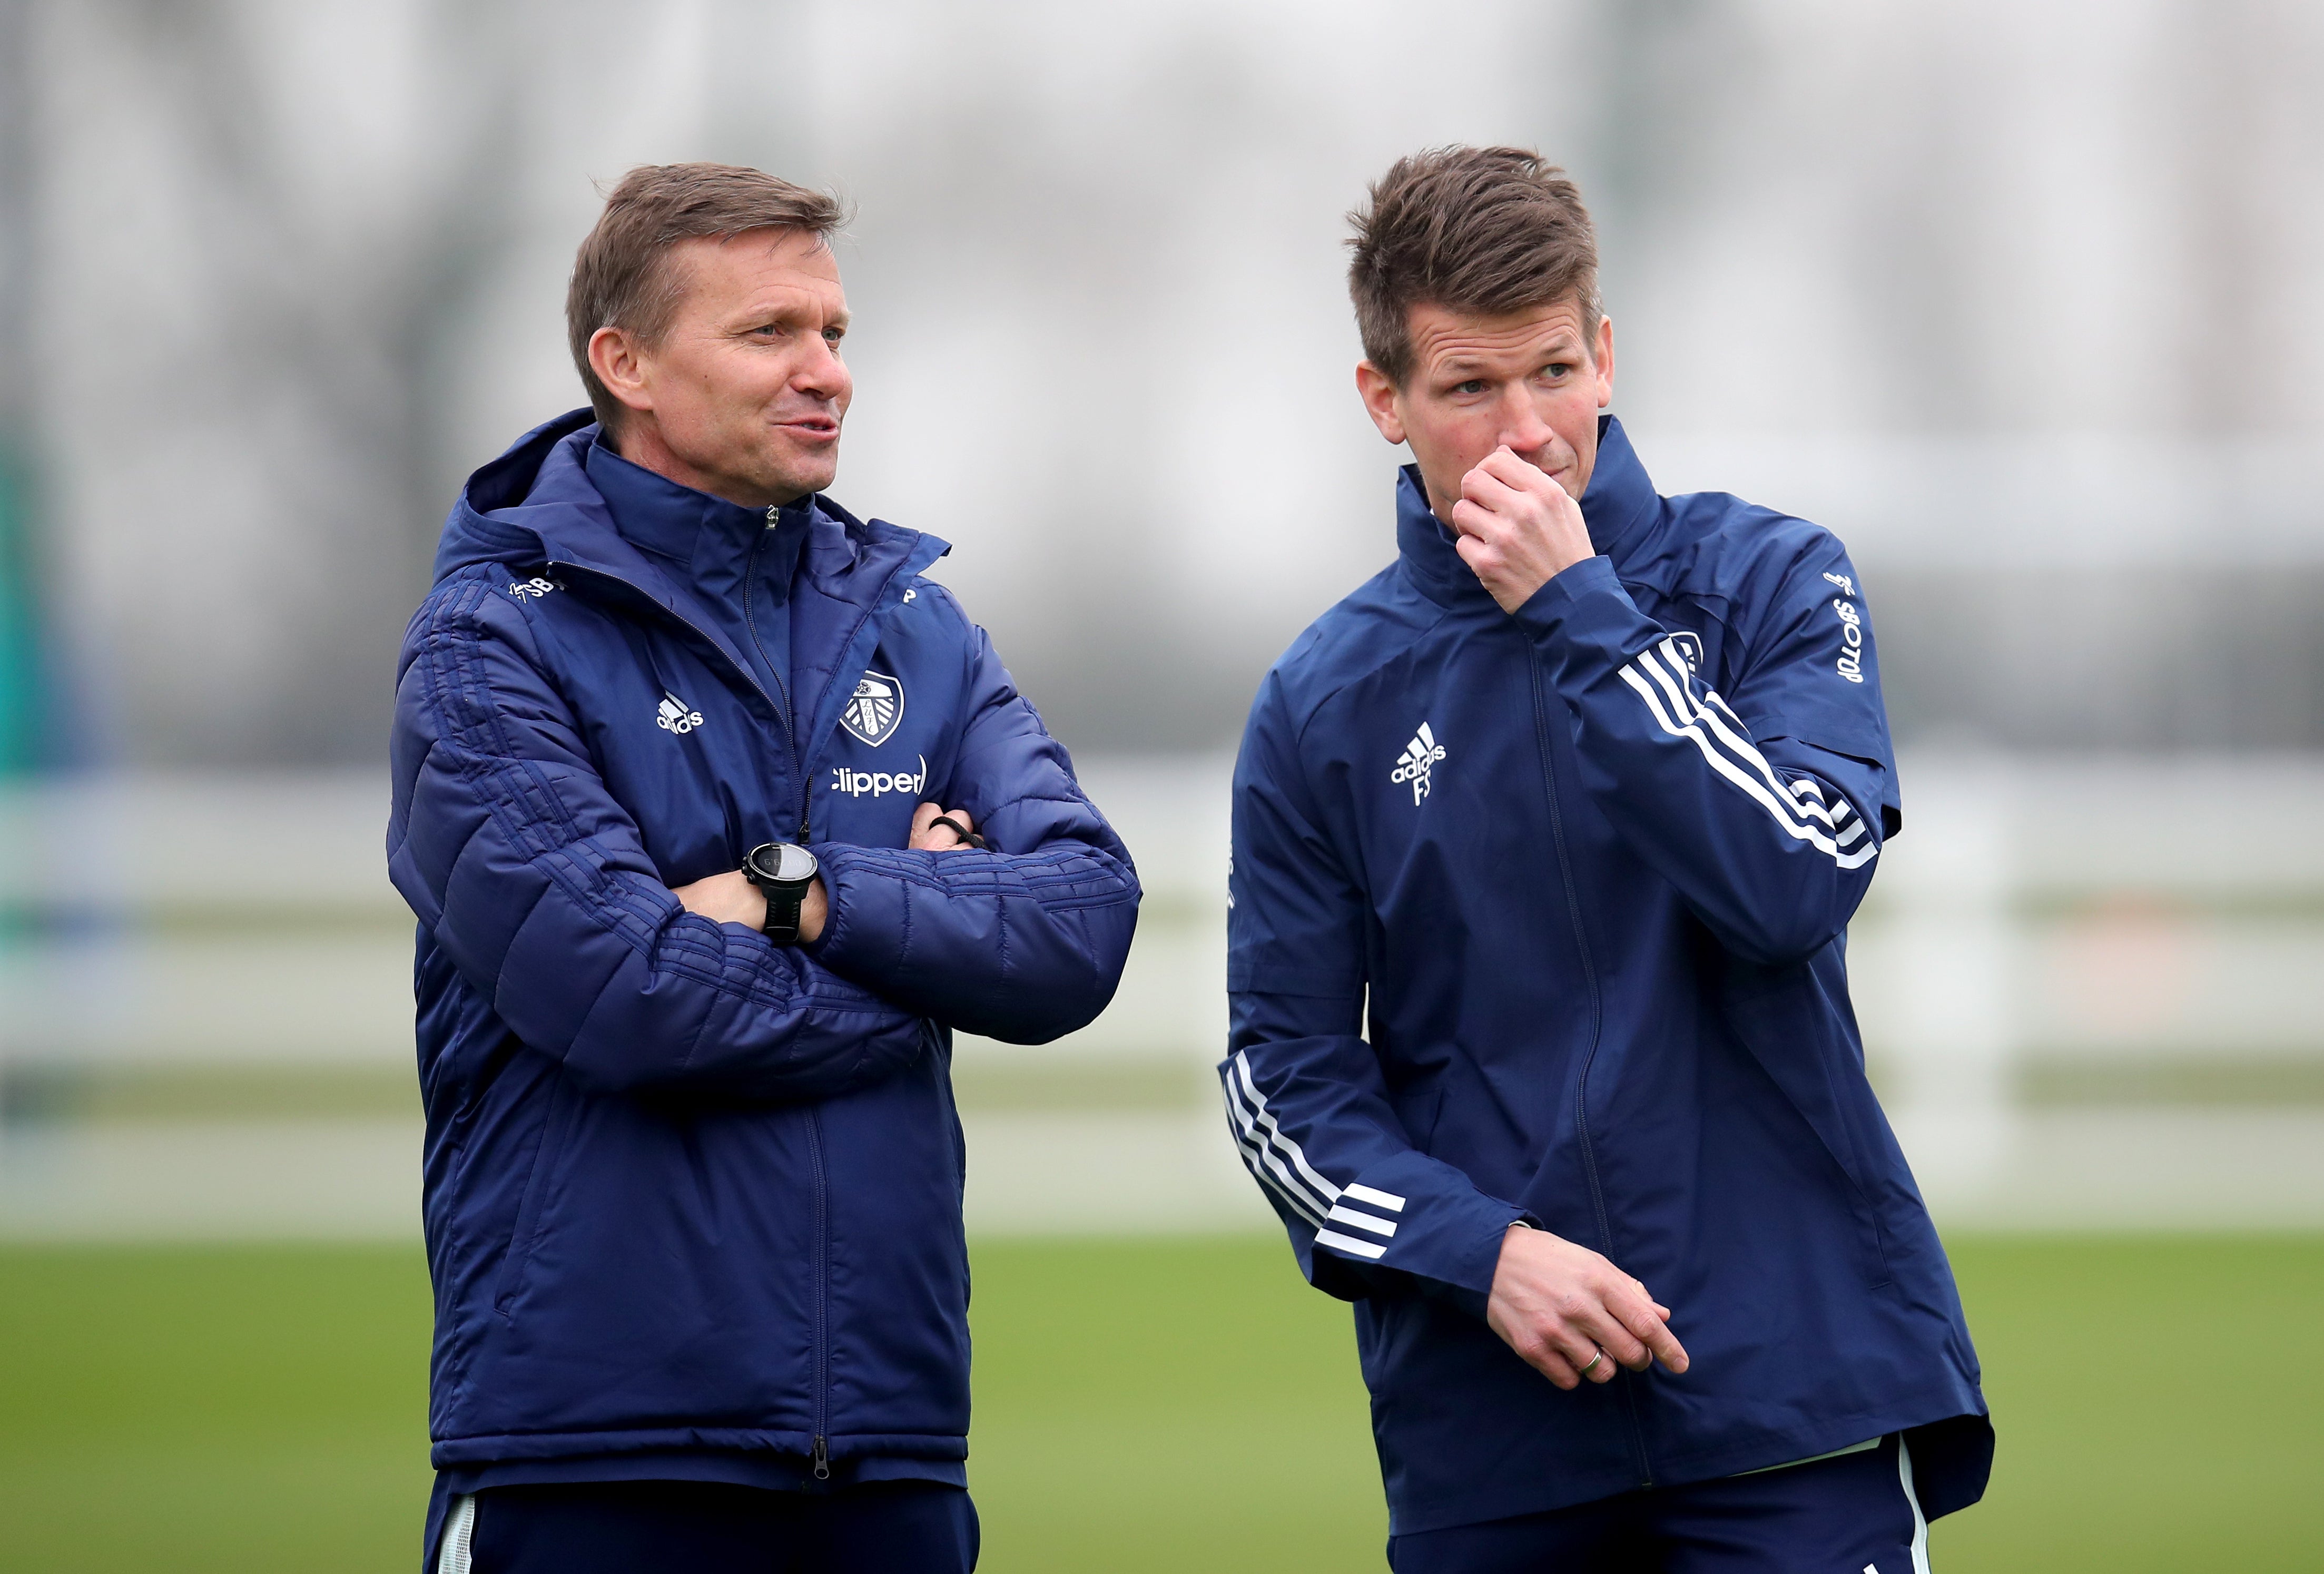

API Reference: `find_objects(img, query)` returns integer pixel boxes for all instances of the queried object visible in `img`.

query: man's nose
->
[795,334,851,400]
[1495,388,1555,455]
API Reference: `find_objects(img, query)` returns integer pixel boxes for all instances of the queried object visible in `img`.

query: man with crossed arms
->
[392,164,1137,1573]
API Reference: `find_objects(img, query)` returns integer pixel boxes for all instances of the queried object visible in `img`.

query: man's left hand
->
[1449,446,1596,613]
[910,802,981,850]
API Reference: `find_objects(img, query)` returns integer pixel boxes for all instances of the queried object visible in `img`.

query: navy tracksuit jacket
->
[1224,417,1991,1537]
[387,412,1138,1557]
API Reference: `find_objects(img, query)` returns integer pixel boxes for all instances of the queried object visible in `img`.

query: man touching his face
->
[1222,146,1990,1572]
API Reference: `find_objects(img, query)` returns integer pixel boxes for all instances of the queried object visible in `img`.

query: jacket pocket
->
[1718,956,1893,1288]
[493,1074,578,1319]
[1393,1084,1447,1153]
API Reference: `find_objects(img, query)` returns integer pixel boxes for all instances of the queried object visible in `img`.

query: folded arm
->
[805,609,1141,1044]
[387,572,928,1099]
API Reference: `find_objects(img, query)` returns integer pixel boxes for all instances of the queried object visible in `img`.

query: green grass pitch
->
[2,1235,2318,1571]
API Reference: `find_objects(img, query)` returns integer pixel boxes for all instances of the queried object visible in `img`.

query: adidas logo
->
[1389,722,1446,804]
[656,694,705,735]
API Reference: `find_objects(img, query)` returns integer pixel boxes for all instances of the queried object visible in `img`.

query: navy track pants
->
[438,1480,978,1574]
[1388,1435,1932,1574]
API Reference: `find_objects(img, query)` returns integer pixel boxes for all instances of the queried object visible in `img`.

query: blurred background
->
[2,2,2319,1570]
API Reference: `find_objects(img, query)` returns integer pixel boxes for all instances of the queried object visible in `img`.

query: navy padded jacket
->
[388,412,1138,1489]
[1223,418,1988,1537]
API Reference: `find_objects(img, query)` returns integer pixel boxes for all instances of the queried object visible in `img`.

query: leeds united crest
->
[840,670,905,747]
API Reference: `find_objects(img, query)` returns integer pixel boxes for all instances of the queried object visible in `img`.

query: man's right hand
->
[668,869,830,943]
[672,805,978,946]
[1485,1225,1689,1389]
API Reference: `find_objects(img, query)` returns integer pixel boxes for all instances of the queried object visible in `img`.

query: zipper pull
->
[811,1435,831,1480]
[766,505,781,525]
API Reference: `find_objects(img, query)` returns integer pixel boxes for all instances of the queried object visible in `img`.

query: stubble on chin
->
[750,433,841,505]
[786,449,840,500]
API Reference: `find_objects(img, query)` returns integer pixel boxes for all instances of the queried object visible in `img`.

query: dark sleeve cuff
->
[794,844,854,961]
[1511,553,1624,641]
[1333,1147,1536,1312]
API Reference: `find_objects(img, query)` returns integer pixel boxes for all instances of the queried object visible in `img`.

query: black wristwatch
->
[742,842,820,943]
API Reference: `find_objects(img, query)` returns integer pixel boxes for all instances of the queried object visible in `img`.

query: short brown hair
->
[1347,146,1600,388]
[566,163,850,431]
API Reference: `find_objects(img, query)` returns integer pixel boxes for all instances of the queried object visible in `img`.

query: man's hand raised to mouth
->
[1448,446,1598,613]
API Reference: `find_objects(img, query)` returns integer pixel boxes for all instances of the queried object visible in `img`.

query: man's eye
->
[1454,380,1486,396]
[1542,363,1570,379]
[823,327,844,345]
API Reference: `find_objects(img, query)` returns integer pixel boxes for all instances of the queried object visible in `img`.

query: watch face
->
[769,843,819,883]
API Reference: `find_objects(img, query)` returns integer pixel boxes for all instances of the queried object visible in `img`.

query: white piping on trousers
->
[437,1494,476,1574]
[1899,1439,1932,1574]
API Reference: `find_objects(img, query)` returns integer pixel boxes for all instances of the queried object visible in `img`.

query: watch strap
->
[761,882,807,943]
[743,842,813,944]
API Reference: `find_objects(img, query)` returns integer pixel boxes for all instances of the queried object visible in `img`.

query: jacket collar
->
[1396,415,1662,609]
[433,412,948,734]
[440,412,938,603]
[583,436,833,583]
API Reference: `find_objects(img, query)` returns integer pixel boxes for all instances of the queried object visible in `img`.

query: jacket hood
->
[432,408,599,581]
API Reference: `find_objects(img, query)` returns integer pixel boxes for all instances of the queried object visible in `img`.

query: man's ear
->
[588,326,657,417]
[1591,314,1616,409]
[1355,361,1407,446]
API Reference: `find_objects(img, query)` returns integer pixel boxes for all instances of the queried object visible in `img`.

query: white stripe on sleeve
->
[1617,646,1876,870]
[1232,1052,1345,1205]
[1657,650,1876,848]
[1312,1228,1389,1260]
[1643,646,1850,832]
[1219,1078,1330,1227]
[1325,1205,1399,1237]
[1218,1055,1417,1264]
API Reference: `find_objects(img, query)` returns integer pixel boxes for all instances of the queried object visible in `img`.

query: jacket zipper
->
[552,555,821,841]
[806,1106,832,1479]
[735,528,830,1469]
[1528,654,1653,1489]
[565,519,917,844]
[743,511,812,841]
[543,543,920,1480]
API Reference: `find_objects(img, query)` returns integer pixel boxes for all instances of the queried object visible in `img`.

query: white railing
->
[3,754,2319,1237]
